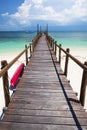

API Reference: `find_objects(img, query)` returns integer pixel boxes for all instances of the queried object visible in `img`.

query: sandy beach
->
[60,48,87,109]
[0,47,87,116]
[0,51,26,116]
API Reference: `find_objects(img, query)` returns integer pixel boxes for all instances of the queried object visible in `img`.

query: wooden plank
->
[2,115,87,126]
[0,123,87,130]
[5,109,72,117]
[16,87,76,93]
[5,109,87,118]
[1,115,79,125]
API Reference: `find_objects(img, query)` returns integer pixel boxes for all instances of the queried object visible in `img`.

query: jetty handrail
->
[56,43,87,70]
[0,33,41,109]
[0,33,41,78]
[0,47,29,78]
[46,34,87,107]
[0,44,32,108]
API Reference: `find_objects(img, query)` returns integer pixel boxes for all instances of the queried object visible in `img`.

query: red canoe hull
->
[10,63,24,90]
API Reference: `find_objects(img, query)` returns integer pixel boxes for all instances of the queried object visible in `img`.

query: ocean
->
[0,31,37,53]
[0,31,87,53]
[0,31,87,116]
[49,31,87,48]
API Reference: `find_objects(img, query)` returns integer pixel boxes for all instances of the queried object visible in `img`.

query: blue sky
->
[0,0,87,31]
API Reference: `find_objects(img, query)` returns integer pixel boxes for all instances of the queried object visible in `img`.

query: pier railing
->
[46,34,87,107]
[0,34,41,109]
[0,32,86,113]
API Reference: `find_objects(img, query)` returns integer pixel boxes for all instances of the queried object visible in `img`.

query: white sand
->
[0,52,26,116]
[60,48,87,109]
[0,48,87,116]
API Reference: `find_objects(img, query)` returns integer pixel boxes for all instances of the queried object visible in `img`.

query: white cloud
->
[62,0,87,22]
[1,0,87,26]
[1,12,9,16]
[31,6,66,24]
[74,0,87,17]
[30,0,87,24]
[45,6,55,15]
[32,0,43,5]
[8,20,16,26]
[10,1,31,25]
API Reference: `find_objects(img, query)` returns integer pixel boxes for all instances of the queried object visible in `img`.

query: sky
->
[0,0,87,31]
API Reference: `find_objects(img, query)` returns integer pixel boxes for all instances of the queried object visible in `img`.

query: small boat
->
[10,63,25,90]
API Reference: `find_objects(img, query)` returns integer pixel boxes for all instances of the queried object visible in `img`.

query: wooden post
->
[30,44,32,54]
[55,41,57,56]
[40,26,41,34]
[64,48,70,76]
[53,39,54,51]
[25,45,28,65]
[29,44,32,59]
[52,39,54,49]
[37,24,39,35]
[59,44,62,64]
[50,38,52,47]
[49,37,51,47]
[80,62,87,106]
[46,24,48,35]
[32,40,34,52]
[1,60,10,107]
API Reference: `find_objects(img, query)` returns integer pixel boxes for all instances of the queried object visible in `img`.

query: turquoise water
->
[49,32,87,48]
[0,31,36,53]
[0,31,87,53]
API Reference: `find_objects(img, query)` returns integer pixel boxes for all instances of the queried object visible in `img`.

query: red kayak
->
[10,63,25,90]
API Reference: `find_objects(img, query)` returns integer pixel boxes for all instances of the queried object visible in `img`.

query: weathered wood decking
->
[0,34,87,130]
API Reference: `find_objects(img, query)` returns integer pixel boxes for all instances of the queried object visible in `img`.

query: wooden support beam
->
[59,44,62,64]
[53,39,54,51]
[50,38,53,47]
[30,44,32,55]
[1,60,10,107]
[64,48,70,76]
[46,24,48,35]
[55,41,57,56]
[37,24,39,35]
[25,45,28,65]
[80,62,87,106]
[52,39,54,49]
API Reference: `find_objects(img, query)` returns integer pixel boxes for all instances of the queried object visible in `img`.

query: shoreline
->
[0,47,87,115]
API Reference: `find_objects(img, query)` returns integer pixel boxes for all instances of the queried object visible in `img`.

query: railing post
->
[49,38,52,47]
[51,38,53,48]
[50,38,52,47]
[25,45,28,65]
[32,40,34,52]
[64,48,70,76]
[80,62,87,106]
[1,60,10,107]
[55,41,57,56]
[59,44,62,64]
[52,39,54,49]
[53,40,55,51]
[30,44,32,54]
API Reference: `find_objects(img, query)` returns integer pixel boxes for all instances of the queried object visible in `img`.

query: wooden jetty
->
[0,33,87,130]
